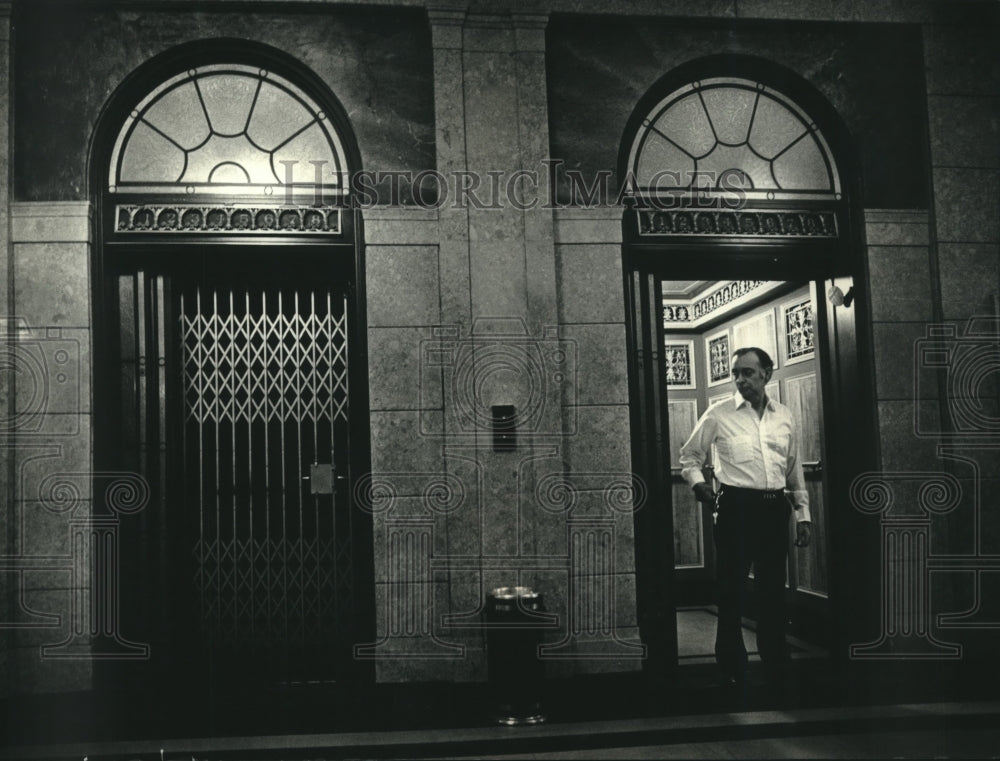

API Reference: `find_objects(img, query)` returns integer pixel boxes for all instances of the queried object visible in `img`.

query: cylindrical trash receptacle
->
[485,586,546,726]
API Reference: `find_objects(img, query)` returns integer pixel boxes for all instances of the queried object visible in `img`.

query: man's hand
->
[794,521,812,547]
[692,482,717,504]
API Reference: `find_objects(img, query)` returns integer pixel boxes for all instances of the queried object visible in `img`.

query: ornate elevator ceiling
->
[659,280,716,299]
[661,280,789,329]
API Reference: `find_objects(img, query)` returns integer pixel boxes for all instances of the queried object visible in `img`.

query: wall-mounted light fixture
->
[827,284,855,308]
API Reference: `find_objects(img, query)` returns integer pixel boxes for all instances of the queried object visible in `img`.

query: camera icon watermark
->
[914,316,1000,439]
[0,318,81,437]
[419,318,577,439]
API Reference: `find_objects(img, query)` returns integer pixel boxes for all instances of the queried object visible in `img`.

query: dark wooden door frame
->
[622,223,880,678]
[91,228,376,694]
[617,53,879,679]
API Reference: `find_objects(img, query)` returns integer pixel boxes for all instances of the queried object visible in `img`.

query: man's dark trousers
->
[712,485,791,682]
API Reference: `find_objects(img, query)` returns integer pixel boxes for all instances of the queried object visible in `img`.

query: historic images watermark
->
[277,159,751,211]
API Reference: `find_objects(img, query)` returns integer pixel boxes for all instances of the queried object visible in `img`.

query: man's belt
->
[720,484,785,500]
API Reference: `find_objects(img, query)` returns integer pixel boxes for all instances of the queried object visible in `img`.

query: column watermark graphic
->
[849,471,963,659]
[1,469,151,660]
[852,315,1000,659]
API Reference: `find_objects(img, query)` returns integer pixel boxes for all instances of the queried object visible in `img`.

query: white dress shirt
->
[679,392,811,522]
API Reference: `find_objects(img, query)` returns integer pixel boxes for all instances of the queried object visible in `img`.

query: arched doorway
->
[620,55,878,679]
[89,41,374,711]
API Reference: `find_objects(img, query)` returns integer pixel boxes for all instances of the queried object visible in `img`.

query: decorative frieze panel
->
[637,208,838,238]
[663,279,768,325]
[115,204,342,235]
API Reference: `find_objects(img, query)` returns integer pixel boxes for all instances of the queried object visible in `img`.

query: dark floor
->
[4,656,999,758]
[3,613,997,759]
[4,698,999,760]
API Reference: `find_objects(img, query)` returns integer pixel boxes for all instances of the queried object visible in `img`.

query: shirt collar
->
[733,391,776,411]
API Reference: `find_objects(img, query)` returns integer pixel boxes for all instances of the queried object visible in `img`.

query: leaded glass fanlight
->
[626,77,841,204]
[109,64,349,201]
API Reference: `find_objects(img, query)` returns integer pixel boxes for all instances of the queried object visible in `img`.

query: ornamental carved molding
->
[115,204,342,235]
[637,208,838,238]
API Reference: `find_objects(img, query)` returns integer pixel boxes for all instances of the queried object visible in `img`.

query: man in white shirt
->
[679,347,812,688]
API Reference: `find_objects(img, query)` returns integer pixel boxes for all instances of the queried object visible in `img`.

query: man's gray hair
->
[733,346,774,372]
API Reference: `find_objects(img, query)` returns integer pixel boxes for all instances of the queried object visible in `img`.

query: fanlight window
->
[627,77,840,203]
[109,64,349,199]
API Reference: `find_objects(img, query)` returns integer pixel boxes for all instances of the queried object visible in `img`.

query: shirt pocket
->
[721,434,754,464]
[765,433,789,458]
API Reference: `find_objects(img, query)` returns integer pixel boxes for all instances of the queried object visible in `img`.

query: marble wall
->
[360,15,643,683]
[848,15,999,657]
[545,16,928,209]
[3,1,999,696]
[11,3,434,202]
[5,202,95,694]
[922,19,1000,654]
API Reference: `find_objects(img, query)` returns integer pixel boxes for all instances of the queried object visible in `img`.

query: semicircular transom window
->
[109,63,350,200]
[627,77,841,203]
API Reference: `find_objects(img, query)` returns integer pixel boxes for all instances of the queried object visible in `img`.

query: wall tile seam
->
[6,325,93,331]
[553,241,622,248]
[863,209,930,218]
[865,243,931,250]
[554,242,626,248]
[870,319,941,325]
[863,219,929,225]
[364,231,442,241]
[553,208,624,218]
[864,239,931,247]
[363,209,441,219]
[925,90,1000,98]
[10,239,91,247]
[922,15,1000,27]
[361,240,441,248]
[866,245,931,250]
[461,43,515,55]
[10,208,93,243]
[931,164,1000,171]
[364,242,440,248]
[366,324,453,329]
[561,402,630,409]
[863,229,931,234]
[10,201,92,212]
[864,209,931,217]
[735,2,938,23]
[925,93,1000,101]
[931,167,1000,175]
[368,410,445,416]
[557,321,627,328]
[368,408,444,414]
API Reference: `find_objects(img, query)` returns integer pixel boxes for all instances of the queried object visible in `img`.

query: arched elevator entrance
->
[89,42,374,715]
[620,57,879,678]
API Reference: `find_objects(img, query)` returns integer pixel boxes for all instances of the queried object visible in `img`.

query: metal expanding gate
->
[178,283,355,684]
